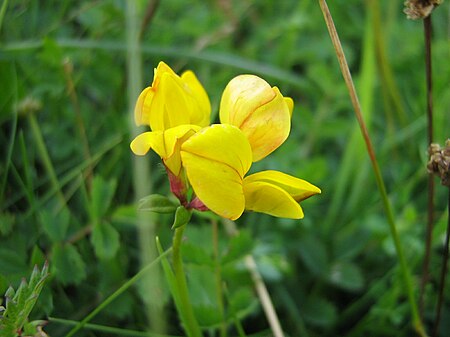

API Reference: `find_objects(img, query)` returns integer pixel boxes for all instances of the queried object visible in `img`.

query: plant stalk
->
[420,14,434,316]
[432,188,450,337]
[318,1,426,335]
[172,225,202,337]
[212,220,227,337]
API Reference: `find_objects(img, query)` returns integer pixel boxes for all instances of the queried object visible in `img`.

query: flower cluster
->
[131,61,320,220]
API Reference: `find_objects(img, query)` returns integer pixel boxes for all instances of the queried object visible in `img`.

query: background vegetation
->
[1,0,449,336]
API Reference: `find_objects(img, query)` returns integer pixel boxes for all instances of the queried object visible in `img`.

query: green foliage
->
[138,194,179,214]
[0,264,49,337]
[0,0,449,336]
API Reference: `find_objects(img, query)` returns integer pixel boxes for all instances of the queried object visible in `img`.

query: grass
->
[1,1,449,336]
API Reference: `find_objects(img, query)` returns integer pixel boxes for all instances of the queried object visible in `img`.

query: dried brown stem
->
[63,58,94,187]
[420,14,435,317]
[432,188,450,337]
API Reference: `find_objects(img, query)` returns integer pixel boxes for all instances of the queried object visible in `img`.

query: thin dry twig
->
[419,14,435,317]
[433,189,450,337]
[223,219,285,337]
[318,1,427,335]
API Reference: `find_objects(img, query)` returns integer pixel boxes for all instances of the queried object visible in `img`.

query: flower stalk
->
[172,223,202,337]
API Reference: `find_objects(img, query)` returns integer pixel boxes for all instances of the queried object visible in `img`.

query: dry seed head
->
[427,139,450,187]
[404,0,443,19]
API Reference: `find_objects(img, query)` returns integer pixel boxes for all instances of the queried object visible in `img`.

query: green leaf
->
[139,194,178,214]
[328,261,364,291]
[193,304,222,327]
[297,233,329,277]
[301,296,337,328]
[0,212,14,236]
[0,264,49,337]
[52,243,86,286]
[91,176,117,221]
[91,222,120,260]
[29,245,46,268]
[221,230,253,265]
[172,206,192,229]
[228,287,258,321]
[0,248,28,275]
[40,207,70,242]
[181,242,214,267]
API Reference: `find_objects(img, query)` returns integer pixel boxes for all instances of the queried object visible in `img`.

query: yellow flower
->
[130,64,320,219]
[180,124,321,220]
[220,75,294,161]
[135,61,211,130]
[131,62,210,176]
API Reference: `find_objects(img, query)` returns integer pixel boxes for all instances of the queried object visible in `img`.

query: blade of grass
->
[0,39,308,90]
[0,0,8,33]
[49,317,181,337]
[64,246,172,337]
[318,1,426,336]
[126,0,166,333]
[324,0,376,229]
[0,103,17,203]
[27,111,66,208]
[62,57,93,187]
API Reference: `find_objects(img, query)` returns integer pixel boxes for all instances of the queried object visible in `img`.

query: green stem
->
[28,113,66,207]
[172,225,202,337]
[212,220,227,337]
[64,247,172,337]
[50,317,181,337]
[318,1,426,336]
[0,0,9,33]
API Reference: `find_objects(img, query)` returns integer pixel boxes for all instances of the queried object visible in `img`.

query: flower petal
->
[244,170,321,202]
[181,124,253,220]
[130,125,201,175]
[220,74,275,127]
[219,75,291,161]
[239,87,291,161]
[243,180,304,219]
[134,87,154,126]
[130,131,164,156]
[149,72,192,131]
[181,70,211,127]
[284,97,294,117]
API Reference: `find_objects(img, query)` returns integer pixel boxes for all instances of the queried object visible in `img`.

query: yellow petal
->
[181,70,211,127]
[239,87,291,161]
[219,75,292,161]
[180,124,253,220]
[152,61,177,87]
[243,180,304,219]
[130,125,200,175]
[220,74,275,127]
[149,72,192,131]
[284,97,294,117]
[244,170,321,202]
[130,131,164,156]
[134,87,154,126]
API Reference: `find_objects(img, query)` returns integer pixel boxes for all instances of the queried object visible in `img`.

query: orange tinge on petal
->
[220,74,292,161]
